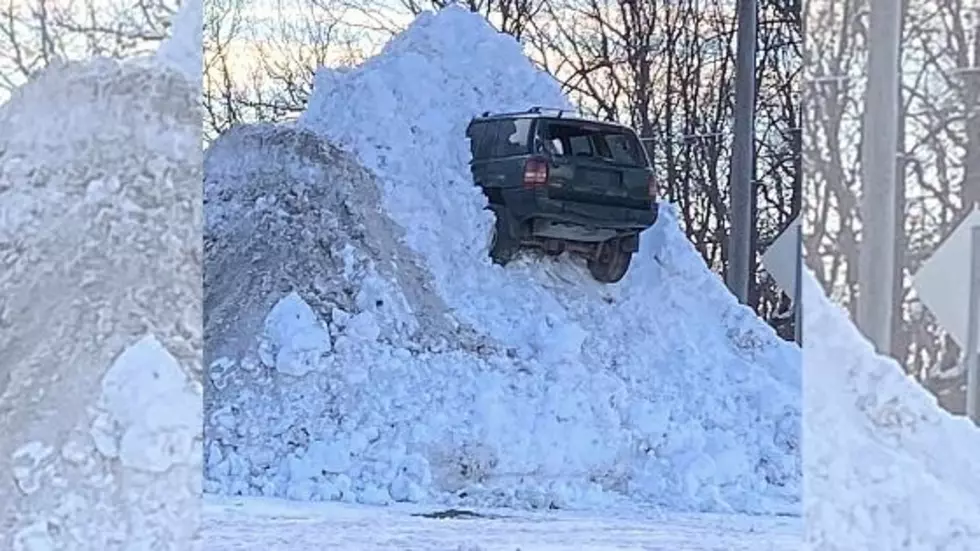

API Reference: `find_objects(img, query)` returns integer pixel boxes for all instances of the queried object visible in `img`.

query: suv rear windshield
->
[467,118,534,160]
[536,120,648,167]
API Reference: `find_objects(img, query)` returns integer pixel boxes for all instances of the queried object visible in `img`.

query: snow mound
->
[204,7,801,516]
[803,273,980,549]
[0,50,201,550]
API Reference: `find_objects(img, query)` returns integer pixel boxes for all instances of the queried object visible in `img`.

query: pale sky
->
[213,0,413,79]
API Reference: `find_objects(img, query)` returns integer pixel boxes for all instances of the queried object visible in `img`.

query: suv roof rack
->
[527,106,573,117]
[472,107,634,132]
[478,106,579,119]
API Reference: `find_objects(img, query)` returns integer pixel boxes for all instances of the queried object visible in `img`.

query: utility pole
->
[792,116,803,347]
[857,0,902,353]
[890,0,908,362]
[727,0,758,305]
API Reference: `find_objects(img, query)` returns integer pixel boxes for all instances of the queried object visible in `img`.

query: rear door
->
[539,120,652,208]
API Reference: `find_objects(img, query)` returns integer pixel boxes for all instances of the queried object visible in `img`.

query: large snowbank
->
[803,274,980,549]
[204,6,801,516]
[0,8,202,550]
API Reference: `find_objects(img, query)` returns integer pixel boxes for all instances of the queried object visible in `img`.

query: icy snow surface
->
[204,6,801,516]
[803,273,980,549]
[203,494,804,550]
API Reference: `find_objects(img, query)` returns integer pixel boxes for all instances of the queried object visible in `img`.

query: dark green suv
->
[466,107,658,283]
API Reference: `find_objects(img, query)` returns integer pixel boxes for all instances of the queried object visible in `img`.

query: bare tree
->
[333,0,544,39]
[204,0,247,138]
[203,0,366,139]
[805,0,978,412]
[0,0,176,97]
[526,0,802,338]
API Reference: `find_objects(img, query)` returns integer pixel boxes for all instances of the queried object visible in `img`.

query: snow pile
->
[0,28,201,551]
[204,7,801,516]
[803,274,980,549]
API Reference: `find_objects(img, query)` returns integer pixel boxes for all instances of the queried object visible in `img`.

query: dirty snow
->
[203,6,801,518]
[0,6,202,550]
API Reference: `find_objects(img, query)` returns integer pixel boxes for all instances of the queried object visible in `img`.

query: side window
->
[604,133,645,166]
[536,122,564,156]
[568,135,593,157]
[492,118,532,158]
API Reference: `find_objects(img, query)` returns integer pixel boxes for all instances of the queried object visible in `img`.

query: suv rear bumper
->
[515,193,658,231]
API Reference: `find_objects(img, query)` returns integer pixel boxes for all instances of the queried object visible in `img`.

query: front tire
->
[587,239,632,283]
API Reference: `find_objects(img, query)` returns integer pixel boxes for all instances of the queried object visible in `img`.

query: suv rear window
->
[467,118,533,160]
[538,121,648,167]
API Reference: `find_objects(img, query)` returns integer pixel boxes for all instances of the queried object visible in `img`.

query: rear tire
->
[587,239,632,283]
[488,205,520,265]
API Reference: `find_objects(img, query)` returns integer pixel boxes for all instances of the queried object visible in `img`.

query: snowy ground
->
[203,495,803,550]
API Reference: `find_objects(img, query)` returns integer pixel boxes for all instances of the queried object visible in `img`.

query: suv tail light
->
[646,172,657,198]
[523,157,549,188]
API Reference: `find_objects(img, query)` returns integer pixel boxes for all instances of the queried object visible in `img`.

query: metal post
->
[726,0,758,305]
[794,221,804,346]
[857,0,902,353]
[791,113,803,347]
[966,225,980,423]
[748,180,760,309]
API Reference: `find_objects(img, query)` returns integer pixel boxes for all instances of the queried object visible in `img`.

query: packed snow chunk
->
[803,272,980,550]
[345,311,381,342]
[389,453,432,502]
[359,484,393,506]
[10,441,54,495]
[305,439,353,475]
[259,292,333,377]
[96,335,199,473]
